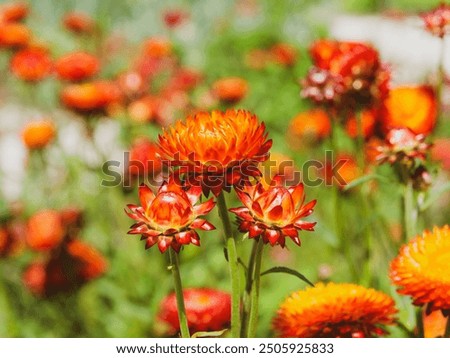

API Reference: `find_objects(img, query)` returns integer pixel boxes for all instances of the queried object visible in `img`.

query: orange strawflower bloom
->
[143,37,173,58]
[269,43,297,66]
[288,109,331,144]
[127,138,162,178]
[421,3,450,38]
[21,119,55,150]
[61,81,123,112]
[158,288,231,334]
[390,226,450,316]
[157,109,272,196]
[0,1,28,23]
[273,282,397,337]
[345,108,377,139]
[125,180,215,253]
[212,77,248,102]
[55,51,100,82]
[0,22,30,47]
[66,239,108,281]
[229,175,316,247]
[381,85,437,135]
[127,96,156,123]
[26,210,64,251]
[310,39,341,70]
[10,48,52,81]
[324,154,361,189]
[63,11,95,34]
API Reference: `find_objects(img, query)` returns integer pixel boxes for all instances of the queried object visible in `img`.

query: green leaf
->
[343,174,386,191]
[191,329,228,338]
[260,266,314,287]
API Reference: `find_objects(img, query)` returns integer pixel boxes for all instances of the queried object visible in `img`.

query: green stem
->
[168,248,190,338]
[416,308,424,338]
[217,192,241,338]
[247,239,264,338]
[403,180,417,241]
[355,110,365,170]
[241,240,258,337]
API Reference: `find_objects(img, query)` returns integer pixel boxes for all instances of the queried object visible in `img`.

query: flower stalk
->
[247,238,264,338]
[168,248,190,338]
[217,192,241,338]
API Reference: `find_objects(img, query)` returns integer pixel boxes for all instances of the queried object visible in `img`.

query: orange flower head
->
[26,210,64,251]
[421,3,450,38]
[127,96,156,123]
[269,43,298,67]
[381,85,437,135]
[125,180,216,253]
[55,51,100,82]
[158,288,231,334]
[212,77,248,102]
[66,239,108,281]
[143,37,173,58]
[63,11,95,34]
[61,81,123,112]
[324,154,361,190]
[10,48,52,82]
[273,282,397,337]
[390,226,450,316]
[127,138,162,178]
[0,1,28,23]
[0,22,30,48]
[309,39,341,70]
[229,175,316,247]
[21,119,55,150]
[157,109,272,196]
[345,108,377,139]
[288,109,331,145]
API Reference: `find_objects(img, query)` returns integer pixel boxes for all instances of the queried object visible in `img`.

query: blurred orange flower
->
[55,51,100,82]
[63,11,95,34]
[66,239,108,281]
[309,39,340,70]
[381,85,437,135]
[158,288,231,334]
[143,37,173,58]
[127,96,156,123]
[269,43,297,66]
[10,48,52,81]
[0,22,30,48]
[0,222,25,257]
[61,81,123,112]
[157,109,271,196]
[431,138,450,170]
[0,1,28,23]
[345,108,377,139]
[390,226,450,316]
[273,282,397,337]
[127,138,162,178]
[26,210,64,251]
[125,180,215,253]
[288,109,331,144]
[212,77,248,102]
[324,154,361,189]
[21,119,55,150]
[230,175,316,247]
[421,3,450,38]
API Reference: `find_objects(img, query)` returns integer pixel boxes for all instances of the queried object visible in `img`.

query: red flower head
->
[61,81,123,113]
[0,1,28,23]
[163,9,189,29]
[212,77,248,103]
[10,48,52,81]
[376,127,430,166]
[421,3,450,38]
[157,109,272,197]
[125,179,215,253]
[269,43,298,67]
[158,288,231,334]
[26,210,64,251]
[63,11,95,35]
[229,175,316,247]
[0,221,26,257]
[55,51,100,82]
[345,108,377,139]
[127,138,162,179]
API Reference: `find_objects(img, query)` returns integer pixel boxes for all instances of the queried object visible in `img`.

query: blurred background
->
[0,0,449,338]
